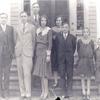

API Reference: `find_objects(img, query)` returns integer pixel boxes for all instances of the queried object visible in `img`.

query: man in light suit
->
[28,2,40,28]
[0,13,15,99]
[15,11,36,100]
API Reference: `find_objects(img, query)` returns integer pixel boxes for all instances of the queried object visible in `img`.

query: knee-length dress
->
[51,26,62,72]
[33,27,52,78]
[95,47,100,83]
[77,39,95,77]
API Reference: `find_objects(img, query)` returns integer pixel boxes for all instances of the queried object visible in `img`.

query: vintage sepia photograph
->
[0,0,99,100]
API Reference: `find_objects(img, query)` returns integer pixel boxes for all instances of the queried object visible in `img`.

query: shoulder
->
[69,33,76,39]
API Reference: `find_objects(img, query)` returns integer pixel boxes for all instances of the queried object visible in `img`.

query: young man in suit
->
[56,22,76,98]
[0,13,15,99]
[28,2,40,28]
[15,11,36,100]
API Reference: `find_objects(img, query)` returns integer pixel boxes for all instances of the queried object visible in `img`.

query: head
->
[40,15,48,27]
[55,16,63,27]
[20,11,28,24]
[62,22,69,33]
[0,13,8,25]
[82,28,90,39]
[32,2,40,15]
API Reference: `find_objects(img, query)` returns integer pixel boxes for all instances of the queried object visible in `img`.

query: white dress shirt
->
[1,24,6,32]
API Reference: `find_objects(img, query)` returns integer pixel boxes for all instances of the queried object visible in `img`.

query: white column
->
[96,0,100,38]
[69,0,77,36]
[83,0,89,29]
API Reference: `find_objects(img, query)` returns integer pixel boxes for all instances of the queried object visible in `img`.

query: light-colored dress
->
[33,27,52,78]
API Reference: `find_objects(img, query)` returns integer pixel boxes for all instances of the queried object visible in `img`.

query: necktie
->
[23,24,25,33]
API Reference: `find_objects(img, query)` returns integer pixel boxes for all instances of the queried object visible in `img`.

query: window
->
[77,0,84,30]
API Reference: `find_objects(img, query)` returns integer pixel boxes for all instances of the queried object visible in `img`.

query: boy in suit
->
[56,22,76,98]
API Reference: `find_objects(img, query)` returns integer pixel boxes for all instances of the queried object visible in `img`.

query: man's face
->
[62,23,69,33]
[0,14,8,25]
[32,3,40,14]
[20,12,28,24]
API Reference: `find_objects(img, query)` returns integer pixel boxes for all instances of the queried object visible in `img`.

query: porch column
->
[68,0,77,36]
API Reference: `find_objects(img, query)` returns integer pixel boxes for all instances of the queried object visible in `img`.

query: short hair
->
[20,11,28,16]
[63,22,69,26]
[55,15,63,25]
[0,13,8,17]
[32,2,39,7]
[82,27,90,36]
[39,15,48,26]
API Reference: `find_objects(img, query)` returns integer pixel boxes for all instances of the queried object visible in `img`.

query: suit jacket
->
[15,23,36,57]
[28,15,40,28]
[0,25,15,65]
[56,32,76,64]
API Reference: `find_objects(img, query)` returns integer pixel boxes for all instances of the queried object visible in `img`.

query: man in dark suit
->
[56,22,76,98]
[0,13,15,99]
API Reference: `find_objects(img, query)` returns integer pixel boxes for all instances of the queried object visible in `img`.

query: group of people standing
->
[0,2,100,100]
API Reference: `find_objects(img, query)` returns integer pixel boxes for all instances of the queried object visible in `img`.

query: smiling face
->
[0,13,8,25]
[62,23,69,33]
[56,17,62,27]
[40,17,47,27]
[32,3,40,15]
[83,28,90,38]
[20,12,28,24]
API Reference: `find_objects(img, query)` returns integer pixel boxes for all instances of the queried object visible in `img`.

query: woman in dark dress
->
[95,38,100,95]
[77,28,95,100]
[51,16,63,87]
[33,15,52,99]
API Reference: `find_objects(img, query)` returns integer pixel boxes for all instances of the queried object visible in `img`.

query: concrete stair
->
[9,59,98,97]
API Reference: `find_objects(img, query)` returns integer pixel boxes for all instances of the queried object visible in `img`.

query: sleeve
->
[10,27,15,57]
[47,29,52,56]
[31,25,36,57]
[90,40,96,61]
[72,36,77,54]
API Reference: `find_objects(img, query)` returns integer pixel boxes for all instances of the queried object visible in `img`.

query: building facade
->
[10,0,97,39]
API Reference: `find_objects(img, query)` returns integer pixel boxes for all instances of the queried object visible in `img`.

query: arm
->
[46,29,52,56]
[31,25,36,57]
[72,36,77,54]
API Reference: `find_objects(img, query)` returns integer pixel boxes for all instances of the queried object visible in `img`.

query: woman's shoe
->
[86,95,90,100]
[52,83,58,88]
[42,93,49,100]
[82,95,87,100]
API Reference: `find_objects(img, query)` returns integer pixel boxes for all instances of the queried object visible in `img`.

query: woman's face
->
[83,29,89,38]
[56,17,62,27]
[41,17,47,27]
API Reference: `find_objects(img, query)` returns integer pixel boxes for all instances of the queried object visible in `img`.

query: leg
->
[66,61,73,97]
[0,64,3,97]
[59,63,66,96]
[81,76,86,96]
[23,55,32,98]
[16,56,26,97]
[43,77,49,99]
[40,78,44,98]
[3,64,11,97]
[53,71,58,87]
[87,78,91,96]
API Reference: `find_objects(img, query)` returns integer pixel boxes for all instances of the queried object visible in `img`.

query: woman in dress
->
[95,38,100,95]
[77,28,95,100]
[33,15,52,99]
[51,16,63,87]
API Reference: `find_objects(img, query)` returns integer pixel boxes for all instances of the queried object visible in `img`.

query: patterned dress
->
[77,39,95,77]
[33,27,52,78]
